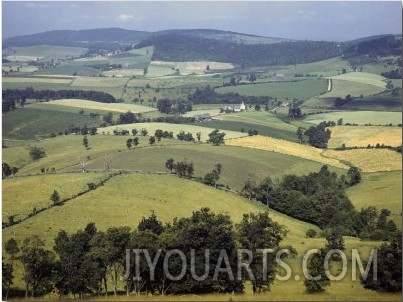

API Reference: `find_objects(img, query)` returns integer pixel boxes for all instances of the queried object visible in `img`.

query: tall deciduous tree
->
[236,212,287,293]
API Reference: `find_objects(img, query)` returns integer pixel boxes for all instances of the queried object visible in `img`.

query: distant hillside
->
[344,34,402,57]
[2,28,151,48]
[136,33,341,67]
[2,27,288,49]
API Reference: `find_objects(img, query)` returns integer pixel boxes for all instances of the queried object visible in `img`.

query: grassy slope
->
[215,79,327,100]
[2,173,107,223]
[304,111,402,125]
[346,171,402,229]
[2,107,101,139]
[2,173,398,301]
[2,173,314,247]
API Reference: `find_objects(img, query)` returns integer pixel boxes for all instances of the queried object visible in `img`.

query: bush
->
[29,146,46,161]
[306,229,317,238]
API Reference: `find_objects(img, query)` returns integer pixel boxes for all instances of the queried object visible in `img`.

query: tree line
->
[2,88,117,112]
[239,165,399,241]
[2,209,288,298]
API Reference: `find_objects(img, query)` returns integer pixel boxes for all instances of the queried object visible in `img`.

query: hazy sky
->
[2,1,402,41]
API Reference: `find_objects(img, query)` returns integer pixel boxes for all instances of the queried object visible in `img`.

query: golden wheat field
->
[328,126,402,148]
[323,149,402,172]
[225,135,347,169]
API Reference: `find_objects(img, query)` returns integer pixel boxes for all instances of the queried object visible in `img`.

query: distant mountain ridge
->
[3,28,400,68]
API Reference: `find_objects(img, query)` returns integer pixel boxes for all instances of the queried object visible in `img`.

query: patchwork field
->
[44,99,157,113]
[323,149,402,172]
[305,111,402,125]
[225,135,347,169]
[150,61,234,76]
[215,79,327,100]
[2,76,73,84]
[328,125,402,148]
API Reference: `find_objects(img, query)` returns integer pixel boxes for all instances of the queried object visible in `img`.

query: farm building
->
[193,113,212,122]
[234,101,246,112]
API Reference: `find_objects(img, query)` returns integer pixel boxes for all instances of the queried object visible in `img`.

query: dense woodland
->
[136,34,341,67]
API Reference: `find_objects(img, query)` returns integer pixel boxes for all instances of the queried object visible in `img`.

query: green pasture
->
[2,107,101,140]
[330,72,387,88]
[215,79,327,100]
[304,111,402,125]
[86,142,345,190]
[2,173,107,223]
[347,171,402,229]
[27,102,112,116]
[3,45,87,59]
[340,92,402,112]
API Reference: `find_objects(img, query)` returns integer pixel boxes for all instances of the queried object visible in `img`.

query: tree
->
[83,135,89,149]
[337,118,343,126]
[103,112,113,124]
[256,176,274,207]
[361,232,402,292]
[149,136,156,145]
[141,128,148,136]
[126,138,133,149]
[296,127,304,143]
[254,104,261,111]
[50,190,60,205]
[132,137,139,146]
[4,238,20,299]
[165,158,175,172]
[155,129,164,142]
[304,248,330,293]
[20,235,55,298]
[132,128,138,136]
[138,211,164,235]
[207,129,226,146]
[54,224,101,298]
[203,163,222,188]
[196,132,201,142]
[241,174,257,200]
[306,229,317,238]
[29,146,46,161]
[347,166,361,186]
[236,212,287,293]
[2,162,12,178]
[2,258,14,300]
[248,73,257,83]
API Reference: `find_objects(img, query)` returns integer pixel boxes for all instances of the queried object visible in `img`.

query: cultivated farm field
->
[323,149,402,172]
[328,125,402,148]
[44,98,157,113]
[225,135,348,169]
[215,78,328,100]
[305,110,402,125]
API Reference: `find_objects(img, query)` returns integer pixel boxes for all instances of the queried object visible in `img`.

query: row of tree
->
[2,88,117,111]
[1,209,285,298]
